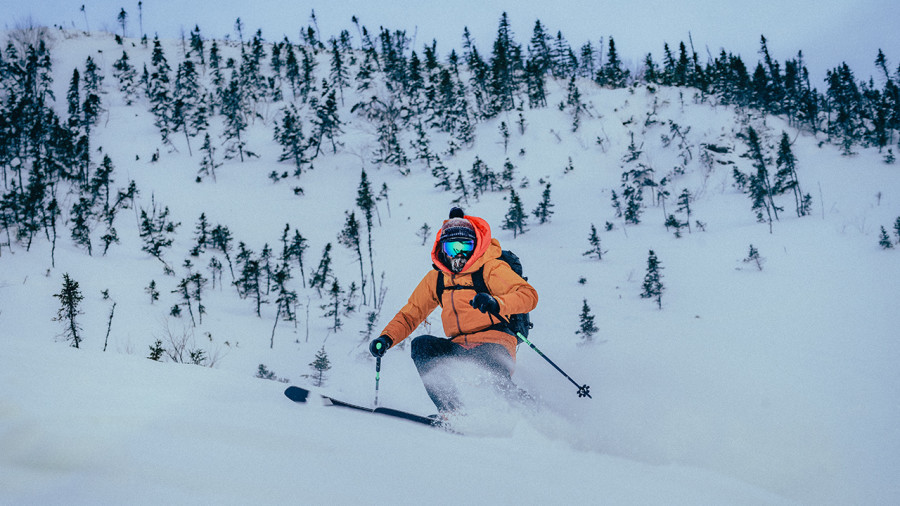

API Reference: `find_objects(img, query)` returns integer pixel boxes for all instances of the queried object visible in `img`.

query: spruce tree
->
[70,196,93,256]
[309,243,333,295]
[640,250,664,309]
[148,37,173,144]
[623,184,643,225]
[322,278,344,331]
[774,132,806,217]
[146,280,160,304]
[583,224,604,260]
[287,229,309,288]
[309,346,331,387]
[600,36,629,88]
[310,89,342,156]
[210,224,235,281]
[198,133,220,182]
[743,244,764,270]
[139,199,180,269]
[879,226,894,249]
[746,127,779,230]
[503,188,527,237]
[676,189,693,233]
[338,211,367,306]
[270,262,297,348]
[356,170,377,305]
[53,273,84,348]
[328,38,349,106]
[220,78,247,161]
[238,253,265,316]
[575,299,599,342]
[532,183,554,224]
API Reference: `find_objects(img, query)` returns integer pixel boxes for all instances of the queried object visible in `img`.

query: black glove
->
[470,292,500,314]
[369,335,392,357]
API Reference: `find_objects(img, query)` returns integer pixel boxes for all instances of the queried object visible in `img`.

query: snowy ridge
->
[0,26,898,505]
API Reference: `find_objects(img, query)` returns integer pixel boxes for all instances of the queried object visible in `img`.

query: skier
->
[369,207,538,414]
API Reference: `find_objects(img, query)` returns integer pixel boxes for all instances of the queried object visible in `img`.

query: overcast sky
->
[5,0,899,85]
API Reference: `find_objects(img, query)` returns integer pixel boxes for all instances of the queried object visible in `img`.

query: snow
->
[1,23,900,506]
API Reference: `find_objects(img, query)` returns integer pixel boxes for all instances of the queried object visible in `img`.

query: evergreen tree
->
[411,121,438,168]
[220,78,247,161]
[894,217,900,245]
[190,213,210,256]
[197,132,221,182]
[600,36,629,88]
[338,210,367,306]
[532,183,554,224]
[210,224,235,281]
[286,228,309,288]
[357,170,378,305]
[879,226,894,249]
[328,38,349,105]
[53,273,84,348]
[774,132,807,217]
[70,196,93,256]
[237,250,265,316]
[676,189,693,233]
[610,190,623,218]
[575,299,599,341]
[501,159,516,189]
[743,244,764,270]
[270,262,297,348]
[146,280,160,304]
[309,89,343,156]
[81,56,104,133]
[274,104,308,174]
[583,224,604,260]
[550,31,573,79]
[640,250,664,309]
[112,51,138,105]
[66,68,81,129]
[309,243,333,295]
[147,37,173,144]
[322,278,344,331]
[309,346,331,387]
[148,340,165,361]
[488,12,520,114]
[527,20,552,79]
[566,76,585,132]
[453,169,470,205]
[579,41,598,80]
[172,59,204,155]
[665,214,685,238]
[139,198,181,269]
[503,188,527,237]
[623,184,643,225]
[745,126,779,230]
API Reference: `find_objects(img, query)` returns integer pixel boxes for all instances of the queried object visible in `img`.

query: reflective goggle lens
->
[442,240,475,257]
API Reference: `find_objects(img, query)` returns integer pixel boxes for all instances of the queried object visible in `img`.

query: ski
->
[284,386,446,429]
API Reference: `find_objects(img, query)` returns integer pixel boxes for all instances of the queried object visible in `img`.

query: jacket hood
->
[431,214,497,274]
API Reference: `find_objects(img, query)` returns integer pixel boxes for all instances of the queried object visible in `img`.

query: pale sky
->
[4,0,899,84]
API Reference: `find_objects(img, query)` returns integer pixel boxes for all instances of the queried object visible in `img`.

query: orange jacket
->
[380,214,538,359]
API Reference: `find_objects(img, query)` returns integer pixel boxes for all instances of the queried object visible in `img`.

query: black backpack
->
[435,250,533,343]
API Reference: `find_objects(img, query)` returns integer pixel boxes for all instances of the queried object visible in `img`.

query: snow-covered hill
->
[1,26,899,505]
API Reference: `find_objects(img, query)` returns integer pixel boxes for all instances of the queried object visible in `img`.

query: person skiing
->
[369,207,538,414]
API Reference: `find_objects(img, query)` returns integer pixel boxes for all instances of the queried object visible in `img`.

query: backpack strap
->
[434,262,492,305]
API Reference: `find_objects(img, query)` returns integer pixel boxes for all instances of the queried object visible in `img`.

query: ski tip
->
[284,386,311,403]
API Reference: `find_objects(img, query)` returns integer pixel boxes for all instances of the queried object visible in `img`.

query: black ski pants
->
[410,335,514,413]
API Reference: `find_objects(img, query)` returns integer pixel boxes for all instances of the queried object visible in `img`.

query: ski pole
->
[374,356,382,406]
[492,312,592,399]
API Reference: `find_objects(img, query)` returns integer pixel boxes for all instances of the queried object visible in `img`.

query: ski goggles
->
[441,239,475,258]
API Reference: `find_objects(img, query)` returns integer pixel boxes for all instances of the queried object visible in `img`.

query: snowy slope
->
[1,27,899,506]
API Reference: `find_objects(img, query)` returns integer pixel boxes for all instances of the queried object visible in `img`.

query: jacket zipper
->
[449,274,467,346]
